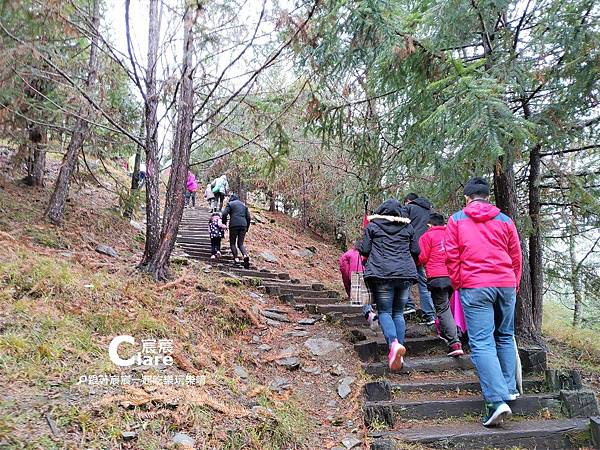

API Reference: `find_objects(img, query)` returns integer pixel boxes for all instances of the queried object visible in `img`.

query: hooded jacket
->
[339,248,364,297]
[404,197,432,241]
[357,199,419,282]
[222,194,251,230]
[204,184,215,200]
[418,225,449,279]
[445,200,522,289]
[186,173,198,192]
[212,175,229,195]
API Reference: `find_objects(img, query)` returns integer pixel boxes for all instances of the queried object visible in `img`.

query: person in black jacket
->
[358,199,419,372]
[222,193,251,268]
[403,193,436,324]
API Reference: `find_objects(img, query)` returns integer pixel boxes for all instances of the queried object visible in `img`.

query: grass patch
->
[24,226,67,249]
[543,302,600,372]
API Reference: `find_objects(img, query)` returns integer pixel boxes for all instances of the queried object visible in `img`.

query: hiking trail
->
[177,207,599,449]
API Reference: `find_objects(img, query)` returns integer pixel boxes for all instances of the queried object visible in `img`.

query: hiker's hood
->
[464,200,501,222]
[411,197,431,210]
[229,193,240,202]
[372,199,405,217]
[368,199,411,233]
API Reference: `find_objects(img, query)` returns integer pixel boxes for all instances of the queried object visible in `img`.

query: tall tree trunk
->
[268,190,276,212]
[131,121,144,191]
[494,154,541,346]
[24,125,46,186]
[30,140,46,186]
[569,206,582,326]
[528,143,544,332]
[142,4,198,280]
[45,0,101,224]
[124,121,145,218]
[140,0,162,266]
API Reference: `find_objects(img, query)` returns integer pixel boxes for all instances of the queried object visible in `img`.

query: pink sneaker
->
[388,340,406,372]
[447,342,464,357]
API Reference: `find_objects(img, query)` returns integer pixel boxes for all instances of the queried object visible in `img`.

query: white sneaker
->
[483,402,512,427]
[508,392,520,401]
[367,312,378,331]
[388,340,406,372]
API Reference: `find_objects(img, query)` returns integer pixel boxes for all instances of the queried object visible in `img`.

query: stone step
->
[364,355,474,376]
[262,282,319,290]
[306,304,363,315]
[176,238,216,248]
[176,234,211,240]
[364,393,562,425]
[178,244,231,254]
[347,324,435,343]
[179,250,235,261]
[300,297,344,305]
[355,336,447,361]
[364,378,547,401]
[227,268,290,280]
[369,418,590,450]
[278,287,339,299]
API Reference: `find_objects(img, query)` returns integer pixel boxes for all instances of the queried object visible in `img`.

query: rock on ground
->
[259,251,279,263]
[95,244,118,258]
[172,432,195,447]
[304,338,342,356]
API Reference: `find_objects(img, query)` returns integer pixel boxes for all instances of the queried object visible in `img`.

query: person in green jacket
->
[211,175,229,211]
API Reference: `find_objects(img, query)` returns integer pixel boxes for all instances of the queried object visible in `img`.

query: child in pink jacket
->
[339,241,377,328]
[185,171,198,207]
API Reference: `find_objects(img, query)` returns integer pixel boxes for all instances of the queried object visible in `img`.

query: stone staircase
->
[176,207,600,449]
[353,321,598,449]
[176,206,347,308]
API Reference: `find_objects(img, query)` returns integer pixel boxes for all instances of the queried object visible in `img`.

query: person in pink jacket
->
[339,244,363,298]
[185,171,198,207]
[339,241,377,328]
[445,177,522,428]
[419,213,463,357]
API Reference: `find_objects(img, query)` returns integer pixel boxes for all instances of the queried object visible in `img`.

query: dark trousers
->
[427,277,459,345]
[214,193,225,211]
[185,191,196,207]
[210,237,222,255]
[229,227,248,259]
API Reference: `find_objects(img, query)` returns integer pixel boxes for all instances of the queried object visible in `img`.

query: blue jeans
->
[407,266,435,319]
[371,279,410,346]
[460,287,517,403]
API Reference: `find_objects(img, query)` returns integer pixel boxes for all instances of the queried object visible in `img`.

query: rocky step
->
[178,251,235,260]
[364,355,474,376]
[262,281,324,290]
[364,393,562,425]
[347,324,436,343]
[364,378,546,401]
[274,287,339,299]
[178,250,235,261]
[355,336,447,361]
[305,303,363,315]
[176,234,211,240]
[177,242,231,251]
[327,312,436,330]
[176,239,221,247]
[297,297,345,306]
[226,268,290,280]
[368,418,590,450]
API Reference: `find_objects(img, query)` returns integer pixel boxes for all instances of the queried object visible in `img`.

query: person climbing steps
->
[208,211,226,259]
[418,212,464,357]
[221,193,251,269]
[357,198,419,372]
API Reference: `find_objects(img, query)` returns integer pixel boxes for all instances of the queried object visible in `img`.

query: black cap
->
[464,177,490,196]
